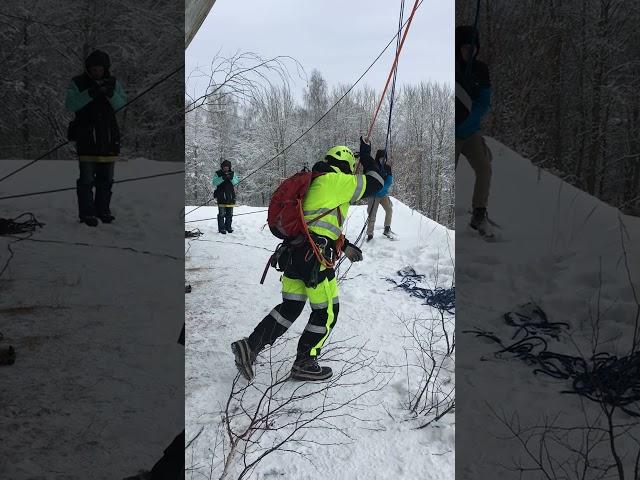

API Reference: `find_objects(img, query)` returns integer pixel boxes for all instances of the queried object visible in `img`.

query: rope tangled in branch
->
[465,302,640,415]
[385,266,455,314]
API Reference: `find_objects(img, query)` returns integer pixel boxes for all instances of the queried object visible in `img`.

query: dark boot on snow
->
[80,216,99,227]
[0,346,16,366]
[291,357,332,381]
[98,212,115,224]
[366,234,373,242]
[470,207,494,238]
[231,338,256,381]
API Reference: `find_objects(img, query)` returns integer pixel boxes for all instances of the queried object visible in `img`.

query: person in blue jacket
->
[455,25,494,238]
[366,149,394,241]
[211,159,240,234]
[65,49,127,227]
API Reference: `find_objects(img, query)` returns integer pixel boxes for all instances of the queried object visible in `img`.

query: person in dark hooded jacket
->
[211,159,240,234]
[65,49,127,227]
[455,25,494,238]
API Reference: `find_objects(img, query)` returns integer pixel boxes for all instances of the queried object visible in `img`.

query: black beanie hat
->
[221,160,232,169]
[85,50,111,70]
[455,25,480,54]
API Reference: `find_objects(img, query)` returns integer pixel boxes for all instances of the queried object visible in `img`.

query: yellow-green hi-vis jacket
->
[302,166,368,241]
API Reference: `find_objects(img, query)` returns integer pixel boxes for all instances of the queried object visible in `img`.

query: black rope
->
[6,235,182,260]
[183,0,424,218]
[0,11,79,32]
[384,0,405,160]
[465,302,640,415]
[0,64,184,185]
[385,266,455,314]
[0,170,183,201]
[0,213,44,277]
[0,212,45,235]
[503,306,569,340]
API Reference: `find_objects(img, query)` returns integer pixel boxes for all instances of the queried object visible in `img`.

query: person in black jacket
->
[65,49,127,227]
[211,160,240,234]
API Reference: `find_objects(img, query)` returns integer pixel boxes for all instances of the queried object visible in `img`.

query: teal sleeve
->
[212,175,223,187]
[231,173,239,186]
[65,81,92,112]
[110,79,127,111]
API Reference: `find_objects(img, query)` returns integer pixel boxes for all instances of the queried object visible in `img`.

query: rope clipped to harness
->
[298,199,344,270]
[260,200,344,284]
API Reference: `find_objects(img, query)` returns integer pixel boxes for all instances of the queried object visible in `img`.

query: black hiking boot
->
[231,338,256,381]
[98,213,115,224]
[291,357,333,381]
[226,229,233,233]
[470,208,494,238]
[219,230,227,234]
[0,346,16,366]
[80,216,98,227]
[366,234,373,242]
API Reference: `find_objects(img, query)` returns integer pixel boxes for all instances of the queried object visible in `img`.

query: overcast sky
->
[186,0,454,101]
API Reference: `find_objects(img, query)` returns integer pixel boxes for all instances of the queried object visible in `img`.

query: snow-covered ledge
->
[186,0,216,49]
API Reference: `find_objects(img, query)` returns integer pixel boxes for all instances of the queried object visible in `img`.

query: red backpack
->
[261,170,343,284]
[267,171,325,240]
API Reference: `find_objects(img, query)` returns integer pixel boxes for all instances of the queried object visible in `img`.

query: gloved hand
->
[343,240,363,262]
[90,78,115,99]
[359,136,372,160]
[88,84,101,98]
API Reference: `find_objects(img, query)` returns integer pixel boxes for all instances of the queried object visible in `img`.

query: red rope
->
[366,0,421,140]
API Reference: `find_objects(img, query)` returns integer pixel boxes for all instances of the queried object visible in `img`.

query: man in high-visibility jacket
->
[232,137,385,381]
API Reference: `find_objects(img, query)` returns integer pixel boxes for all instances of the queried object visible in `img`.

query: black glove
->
[343,240,363,262]
[88,84,101,98]
[100,84,115,98]
[359,136,372,160]
[90,78,115,99]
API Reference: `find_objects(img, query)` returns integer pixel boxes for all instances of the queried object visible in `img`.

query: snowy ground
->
[0,159,184,478]
[185,199,455,479]
[457,138,640,479]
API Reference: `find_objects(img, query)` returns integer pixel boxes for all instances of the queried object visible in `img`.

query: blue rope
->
[386,267,455,314]
[383,0,405,166]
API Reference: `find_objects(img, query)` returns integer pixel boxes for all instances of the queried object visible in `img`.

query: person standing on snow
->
[65,49,127,227]
[366,149,394,241]
[211,159,239,234]
[231,137,385,381]
[455,25,494,238]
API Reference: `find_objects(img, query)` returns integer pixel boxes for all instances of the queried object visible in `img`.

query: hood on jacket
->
[455,25,480,61]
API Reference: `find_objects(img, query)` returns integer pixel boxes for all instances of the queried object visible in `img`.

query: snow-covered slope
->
[456,138,640,479]
[185,198,455,480]
[0,159,184,478]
